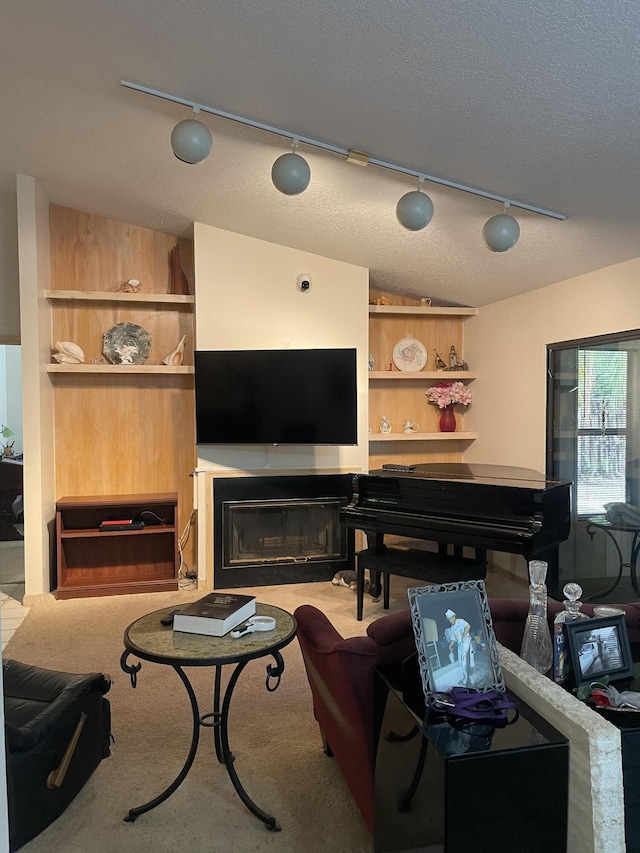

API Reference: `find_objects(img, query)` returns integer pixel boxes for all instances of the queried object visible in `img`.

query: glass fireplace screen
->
[222,498,346,569]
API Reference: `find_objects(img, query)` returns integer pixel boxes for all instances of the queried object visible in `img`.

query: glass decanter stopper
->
[520,560,553,675]
[552,582,589,684]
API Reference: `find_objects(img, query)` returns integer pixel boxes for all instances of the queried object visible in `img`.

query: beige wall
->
[16,175,55,601]
[192,222,370,585]
[465,256,640,472]
[193,222,370,472]
[464,257,640,577]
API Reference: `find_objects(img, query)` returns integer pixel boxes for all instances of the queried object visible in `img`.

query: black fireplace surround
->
[213,474,355,588]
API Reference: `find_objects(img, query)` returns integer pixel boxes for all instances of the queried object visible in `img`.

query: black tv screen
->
[194,348,358,445]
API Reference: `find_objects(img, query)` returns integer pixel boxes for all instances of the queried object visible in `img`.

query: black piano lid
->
[368,463,570,491]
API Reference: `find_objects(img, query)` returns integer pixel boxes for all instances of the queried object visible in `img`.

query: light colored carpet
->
[6,585,376,853]
[0,540,24,585]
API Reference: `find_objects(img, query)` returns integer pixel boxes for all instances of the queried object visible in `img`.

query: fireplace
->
[213,474,354,587]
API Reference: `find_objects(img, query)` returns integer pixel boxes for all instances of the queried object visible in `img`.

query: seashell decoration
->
[161,335,187,366]
[118,278,141,293]
[103,322,152,365]
[52,341,85,364]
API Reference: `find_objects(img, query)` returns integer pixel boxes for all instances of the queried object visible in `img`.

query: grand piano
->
[340,463,571,600]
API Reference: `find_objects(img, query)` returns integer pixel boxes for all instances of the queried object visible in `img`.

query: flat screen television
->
[194,348,358,445]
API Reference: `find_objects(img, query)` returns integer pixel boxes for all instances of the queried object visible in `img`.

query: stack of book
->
[173,593,256,637]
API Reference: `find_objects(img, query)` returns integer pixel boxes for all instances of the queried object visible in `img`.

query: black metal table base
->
[585,519,640,600]
[120,650,284,830]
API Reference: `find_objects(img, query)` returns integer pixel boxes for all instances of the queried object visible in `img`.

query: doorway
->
[547,330,640,602]
[0,344,24,599]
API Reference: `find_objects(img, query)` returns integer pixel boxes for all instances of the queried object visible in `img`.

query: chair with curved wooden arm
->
[3,658,111,851]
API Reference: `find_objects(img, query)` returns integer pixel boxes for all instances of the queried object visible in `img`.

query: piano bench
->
[355,546,486,621]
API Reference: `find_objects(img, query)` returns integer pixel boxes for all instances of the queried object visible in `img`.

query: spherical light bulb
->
[170,119,213,164]
[482,213,520,252]
[396,190,434,231]
[271,152,311,195]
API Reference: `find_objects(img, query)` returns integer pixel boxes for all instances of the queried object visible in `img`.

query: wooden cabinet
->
[55,494,179,599]
[368,300,477,468]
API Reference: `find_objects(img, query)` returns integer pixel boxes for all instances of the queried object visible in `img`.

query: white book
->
[173,593,256,637]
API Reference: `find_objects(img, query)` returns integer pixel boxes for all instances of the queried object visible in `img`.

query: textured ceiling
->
[2,1,639,306]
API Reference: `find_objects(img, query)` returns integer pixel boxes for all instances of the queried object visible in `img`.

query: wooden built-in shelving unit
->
[47,205,196,596]
[368,293,477,467]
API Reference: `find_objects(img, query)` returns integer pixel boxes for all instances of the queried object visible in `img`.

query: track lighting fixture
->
[271,138,311,195]
[482,203,521,252]
[170,107,213,164]
[122,80,566,250]
[396,177,434,231]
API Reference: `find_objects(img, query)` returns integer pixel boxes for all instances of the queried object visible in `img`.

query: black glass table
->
[374,665,569,853]
[120,602,297,830]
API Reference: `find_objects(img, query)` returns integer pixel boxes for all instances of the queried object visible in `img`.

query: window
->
[576,349,628,515]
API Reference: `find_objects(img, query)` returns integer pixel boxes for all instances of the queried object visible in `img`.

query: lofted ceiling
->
[2,1,639,307]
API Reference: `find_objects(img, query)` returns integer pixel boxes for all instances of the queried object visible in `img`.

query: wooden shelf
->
[60,526,175,539]
[369,432,477,442]
[47,364,194,374]
[46,289,194,305]
[369,305,477,316]
[55,493,179,599]
[369,371,477,380]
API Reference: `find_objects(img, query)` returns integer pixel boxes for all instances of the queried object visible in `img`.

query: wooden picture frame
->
[408,579,505,701]
[565,613,634,689]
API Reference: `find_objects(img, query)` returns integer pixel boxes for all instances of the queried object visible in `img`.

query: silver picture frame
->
[408,579,505,700]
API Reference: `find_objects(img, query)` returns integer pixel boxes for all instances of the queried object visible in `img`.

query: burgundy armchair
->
[294,604,416,833]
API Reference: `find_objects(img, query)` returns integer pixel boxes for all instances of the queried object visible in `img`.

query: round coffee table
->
[120,601,297,830]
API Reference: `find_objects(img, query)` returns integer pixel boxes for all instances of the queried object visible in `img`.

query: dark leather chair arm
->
[3,659,110,752]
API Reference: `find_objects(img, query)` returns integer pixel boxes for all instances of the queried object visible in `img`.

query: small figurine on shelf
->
[52,341,85,364]
[379,416,392,433]
[442,344,469,371]
[117,278,141,293]
[169,245,190,295]
[434,350,447,370]
[368,355,375,371]
[161,335,187,366]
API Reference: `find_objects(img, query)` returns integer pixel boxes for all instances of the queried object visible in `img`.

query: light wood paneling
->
[49,206,196,583]
[369,315,469,435]
[369,314,465,372]
[53,373,195,515]
[50,300,193,365]
[49,205,185,295]
[367,442,476,468]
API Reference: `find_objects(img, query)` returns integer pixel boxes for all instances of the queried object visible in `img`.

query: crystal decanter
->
[552,582,589,684]
[520,560,553,675]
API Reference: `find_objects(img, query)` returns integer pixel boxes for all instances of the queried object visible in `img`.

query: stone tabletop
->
[124,602,297,666]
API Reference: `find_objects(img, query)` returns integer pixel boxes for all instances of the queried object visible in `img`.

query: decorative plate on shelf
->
[102,322,152,365]
[392,338,428,372]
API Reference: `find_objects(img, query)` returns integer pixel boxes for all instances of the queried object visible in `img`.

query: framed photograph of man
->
[408,580,505,700]
[565,614,634,689]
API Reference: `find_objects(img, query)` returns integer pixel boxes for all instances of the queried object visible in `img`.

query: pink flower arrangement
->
[425,381,473,409]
